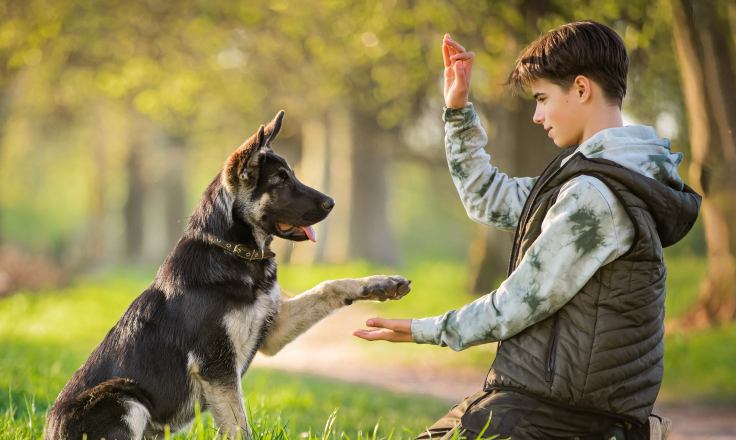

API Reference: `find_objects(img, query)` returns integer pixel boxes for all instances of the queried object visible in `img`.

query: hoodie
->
[411,104,685,350]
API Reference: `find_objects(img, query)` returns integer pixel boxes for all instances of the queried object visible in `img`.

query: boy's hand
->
[351,317,414,343]
[443,34,474,109]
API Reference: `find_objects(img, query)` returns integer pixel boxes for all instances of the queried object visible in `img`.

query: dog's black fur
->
[45,111,410,439]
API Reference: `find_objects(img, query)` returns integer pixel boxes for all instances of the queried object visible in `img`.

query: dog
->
[44,111,411,440]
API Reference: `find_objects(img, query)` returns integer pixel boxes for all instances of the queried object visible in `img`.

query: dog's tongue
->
[300,225,316,242]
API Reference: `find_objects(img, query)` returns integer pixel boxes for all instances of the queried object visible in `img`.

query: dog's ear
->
[225,125,267,187]
[262,110,285,150]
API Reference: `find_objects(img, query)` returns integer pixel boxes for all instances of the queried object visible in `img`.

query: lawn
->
[0,269,451,439]
[1,253,734,438]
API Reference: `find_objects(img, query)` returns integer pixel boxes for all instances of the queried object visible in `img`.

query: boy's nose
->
[532,104,544,124]
[533,111,544,124]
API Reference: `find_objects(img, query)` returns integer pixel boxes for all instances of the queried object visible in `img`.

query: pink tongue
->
[300,225,317,242]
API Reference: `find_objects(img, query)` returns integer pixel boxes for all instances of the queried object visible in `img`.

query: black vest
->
[485,146,701,424]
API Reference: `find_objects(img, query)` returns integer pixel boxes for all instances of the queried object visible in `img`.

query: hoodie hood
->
[561,125,685,191]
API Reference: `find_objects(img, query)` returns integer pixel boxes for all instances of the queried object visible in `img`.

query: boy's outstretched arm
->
[443,36,538,231]
[353,177,634,349]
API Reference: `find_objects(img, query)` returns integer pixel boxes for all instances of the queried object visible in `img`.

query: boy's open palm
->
[443,34,474,109]
[352,317,414,343]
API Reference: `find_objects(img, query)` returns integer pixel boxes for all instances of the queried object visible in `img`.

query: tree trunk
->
[323,105,353,264]
[467,98,559,294]
[671,0,736,327]
[87,106,108,266]
[164,136,187,253]
[289,117,329,265]
[124,131,145,264]
[350,110,397,266]
[0,81,18,247]
[466,103,517,294]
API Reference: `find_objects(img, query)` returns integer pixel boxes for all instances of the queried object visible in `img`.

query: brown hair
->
[507,20,629,108]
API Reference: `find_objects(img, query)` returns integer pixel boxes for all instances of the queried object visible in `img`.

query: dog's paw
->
[346,275,411,304]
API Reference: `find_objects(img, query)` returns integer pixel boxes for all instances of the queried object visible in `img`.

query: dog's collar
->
[200,234,276,261]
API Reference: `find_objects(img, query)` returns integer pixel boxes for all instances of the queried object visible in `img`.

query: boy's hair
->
[507,20,629,108]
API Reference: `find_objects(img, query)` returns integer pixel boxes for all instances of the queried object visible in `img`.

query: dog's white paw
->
[344,275,411,305]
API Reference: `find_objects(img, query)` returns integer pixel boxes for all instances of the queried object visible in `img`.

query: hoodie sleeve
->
[444,104,539,231]
[411,175,634,350]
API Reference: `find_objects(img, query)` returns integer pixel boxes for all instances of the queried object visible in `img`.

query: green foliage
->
[0,0,698,261]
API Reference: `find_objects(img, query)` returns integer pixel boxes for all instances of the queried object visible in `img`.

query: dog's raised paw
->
[356,275,411,302]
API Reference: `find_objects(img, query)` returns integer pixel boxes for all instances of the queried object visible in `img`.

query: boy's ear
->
[575,75,592,103]
[262,110,285,150]
[225,125,267,186]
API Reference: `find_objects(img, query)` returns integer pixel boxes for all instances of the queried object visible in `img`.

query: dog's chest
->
[222,283,281,375]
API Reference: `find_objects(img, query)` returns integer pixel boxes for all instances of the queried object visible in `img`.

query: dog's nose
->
[322,198,335,212]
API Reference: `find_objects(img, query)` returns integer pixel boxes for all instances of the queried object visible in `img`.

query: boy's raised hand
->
[443,34,474,109]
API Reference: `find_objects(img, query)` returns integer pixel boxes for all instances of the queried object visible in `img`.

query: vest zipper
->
[545,313,560,382]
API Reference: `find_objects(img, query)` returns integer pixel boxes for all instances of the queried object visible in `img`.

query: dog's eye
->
[273,175,287,187]
[275,172,290,187]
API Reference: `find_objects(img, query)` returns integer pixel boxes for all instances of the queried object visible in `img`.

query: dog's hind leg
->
[202,380,249,439]
[45,379,150,440]
[258,275,410,356]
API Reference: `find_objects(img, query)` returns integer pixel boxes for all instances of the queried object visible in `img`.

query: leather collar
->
[202,234,276,261]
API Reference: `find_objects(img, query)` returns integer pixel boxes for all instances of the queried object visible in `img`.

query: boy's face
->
[530,78,585,148]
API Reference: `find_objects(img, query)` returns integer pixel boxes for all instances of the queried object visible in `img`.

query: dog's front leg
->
[203,380,250,439]
[258,275,410,356]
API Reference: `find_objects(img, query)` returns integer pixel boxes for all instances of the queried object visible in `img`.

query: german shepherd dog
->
[44,111,411,440]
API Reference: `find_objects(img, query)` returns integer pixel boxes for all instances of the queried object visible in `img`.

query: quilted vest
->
[485,146,701,424]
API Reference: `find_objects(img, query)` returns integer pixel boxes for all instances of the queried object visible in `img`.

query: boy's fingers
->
[443,42,451,68]
[365,317,411,332]
[450,51,474,61]
[366,317,386,328]
[444,38,466,53]
[352,328,392,341]
[454,60,467,85]
[444,37,457,57]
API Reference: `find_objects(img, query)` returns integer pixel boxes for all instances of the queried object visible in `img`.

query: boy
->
[352,21,701,440]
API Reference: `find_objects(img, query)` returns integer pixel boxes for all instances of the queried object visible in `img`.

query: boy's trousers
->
[416,389,632,440]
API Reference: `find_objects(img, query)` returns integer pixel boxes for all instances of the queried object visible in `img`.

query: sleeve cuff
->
[411,316,443,345]
[443,103,476,123]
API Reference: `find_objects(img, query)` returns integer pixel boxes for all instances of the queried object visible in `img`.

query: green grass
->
[661,324,736,402]
[0,253,733,438]
[0,269,452,439]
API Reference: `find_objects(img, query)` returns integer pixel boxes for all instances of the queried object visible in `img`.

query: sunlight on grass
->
[0,269,449,439]
[0,253,732,439]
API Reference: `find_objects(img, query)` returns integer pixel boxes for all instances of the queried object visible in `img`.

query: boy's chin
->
[552,136,576,148]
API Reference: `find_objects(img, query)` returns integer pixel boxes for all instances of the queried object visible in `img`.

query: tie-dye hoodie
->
[411,104,684,350]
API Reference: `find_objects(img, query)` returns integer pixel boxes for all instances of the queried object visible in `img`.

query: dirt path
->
[251,305,736,439]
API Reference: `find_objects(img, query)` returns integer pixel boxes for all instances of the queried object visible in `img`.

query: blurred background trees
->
[0,0,732,328]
